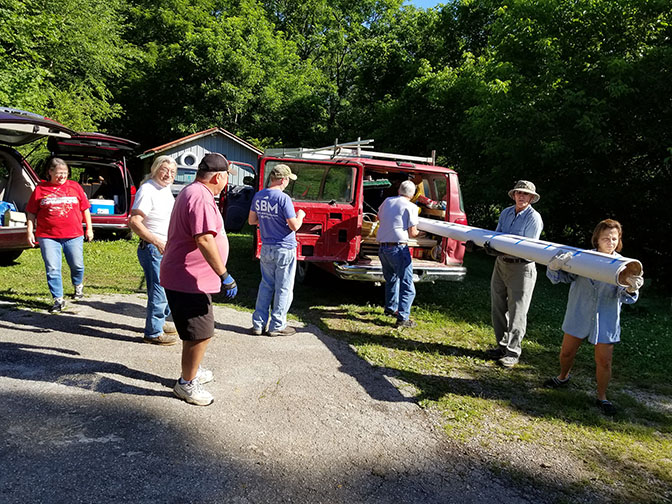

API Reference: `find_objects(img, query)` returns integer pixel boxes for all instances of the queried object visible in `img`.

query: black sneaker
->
[396,319,417,328]
[73,284,84,300]
[543,376,570,389]
[486,347,506,360]
[49,298,66,313]
[267,326,296,337]
[596,399,616,416]
[384,308,398,318]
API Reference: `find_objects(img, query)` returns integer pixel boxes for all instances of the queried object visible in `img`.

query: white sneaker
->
[74,284,84,300]
[173,379,214,406]
[195,366,214,385]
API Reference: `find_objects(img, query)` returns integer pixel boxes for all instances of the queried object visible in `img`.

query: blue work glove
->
[220,273,238,299]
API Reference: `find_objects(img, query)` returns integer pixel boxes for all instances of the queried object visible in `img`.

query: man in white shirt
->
[376,180,420,328]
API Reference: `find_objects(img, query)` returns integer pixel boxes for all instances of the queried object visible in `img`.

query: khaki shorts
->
[165,289,214,341]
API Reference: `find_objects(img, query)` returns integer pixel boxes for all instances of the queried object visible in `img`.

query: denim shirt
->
[547,255,638,344]
[496,205,543,239]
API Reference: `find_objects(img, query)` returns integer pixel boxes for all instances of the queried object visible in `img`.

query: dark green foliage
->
[1,0,669,287]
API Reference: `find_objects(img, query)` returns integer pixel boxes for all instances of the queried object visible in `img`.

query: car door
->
[255,157,362,262]
[219,161,257,232]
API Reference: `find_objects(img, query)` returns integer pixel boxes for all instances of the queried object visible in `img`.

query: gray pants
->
[490,258,537,359]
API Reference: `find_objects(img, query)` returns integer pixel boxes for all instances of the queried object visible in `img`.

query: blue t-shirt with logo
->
[251,188,297,248]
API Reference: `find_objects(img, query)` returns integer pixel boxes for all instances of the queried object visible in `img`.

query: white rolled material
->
[417,217,643,287]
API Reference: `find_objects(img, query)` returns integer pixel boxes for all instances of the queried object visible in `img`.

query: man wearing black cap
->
[160,153,238,406]
[488,180,543,368]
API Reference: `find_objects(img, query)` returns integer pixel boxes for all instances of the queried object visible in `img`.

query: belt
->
[379,242,407,247]
[500,257,532,264]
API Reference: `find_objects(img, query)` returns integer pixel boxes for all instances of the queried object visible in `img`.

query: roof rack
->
[264,138,436,165]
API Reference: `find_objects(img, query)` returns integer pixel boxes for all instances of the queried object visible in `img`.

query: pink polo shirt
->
[160,181,229,294]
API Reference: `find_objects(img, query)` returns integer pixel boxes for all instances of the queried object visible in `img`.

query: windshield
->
[264,160,355,204]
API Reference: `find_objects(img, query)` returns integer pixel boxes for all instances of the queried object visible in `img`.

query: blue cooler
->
[90,199,114,215]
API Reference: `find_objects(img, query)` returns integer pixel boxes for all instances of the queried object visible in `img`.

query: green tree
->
[0,0,136,130]
[114,0,327,148]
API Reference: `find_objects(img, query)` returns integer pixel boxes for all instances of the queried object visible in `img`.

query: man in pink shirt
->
[160,153,238,406]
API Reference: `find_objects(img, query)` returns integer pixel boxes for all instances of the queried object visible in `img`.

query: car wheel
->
[0,249,23,266]
[295,261,310,284]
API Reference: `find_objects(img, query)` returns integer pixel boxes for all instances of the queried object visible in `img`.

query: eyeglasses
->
[158,167,177,176]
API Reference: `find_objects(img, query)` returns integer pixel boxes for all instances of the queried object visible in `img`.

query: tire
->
[0,249,23,266]
[295,261,310,284]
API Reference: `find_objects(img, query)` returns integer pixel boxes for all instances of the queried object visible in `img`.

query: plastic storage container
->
[90,199,115,215]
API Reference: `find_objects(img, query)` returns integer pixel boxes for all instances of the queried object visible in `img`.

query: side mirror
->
[243,176,254,186]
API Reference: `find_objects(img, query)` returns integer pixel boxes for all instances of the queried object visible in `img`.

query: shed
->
[139,127,262,186]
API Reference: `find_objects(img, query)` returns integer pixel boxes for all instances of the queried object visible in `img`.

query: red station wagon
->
[255,141,468,282]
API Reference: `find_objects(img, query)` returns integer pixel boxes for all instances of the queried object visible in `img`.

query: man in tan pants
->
[488,180,543,368]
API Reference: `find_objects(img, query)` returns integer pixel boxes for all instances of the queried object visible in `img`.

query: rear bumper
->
[332,262,467,282]
[91,222,130,230]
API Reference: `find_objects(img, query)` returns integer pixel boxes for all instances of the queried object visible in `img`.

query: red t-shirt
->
[26,180,91,239]
[160,181,229,294]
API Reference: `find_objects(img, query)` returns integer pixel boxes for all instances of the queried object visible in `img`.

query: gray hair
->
[144,155,177,183]
[399,180,416,198]
[47,157,68,172]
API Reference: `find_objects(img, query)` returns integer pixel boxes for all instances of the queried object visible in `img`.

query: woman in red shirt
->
[26,158,93,313]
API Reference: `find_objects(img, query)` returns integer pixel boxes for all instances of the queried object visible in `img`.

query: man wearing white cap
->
[487,180,543,368]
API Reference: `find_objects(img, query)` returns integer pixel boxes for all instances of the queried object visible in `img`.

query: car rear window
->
[264,161,355,204]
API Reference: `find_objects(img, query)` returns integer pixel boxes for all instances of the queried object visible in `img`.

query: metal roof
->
[139,127,262,159]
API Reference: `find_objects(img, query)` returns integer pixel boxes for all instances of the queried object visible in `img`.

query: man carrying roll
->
[160,153,238,406]
[488,180,543,368]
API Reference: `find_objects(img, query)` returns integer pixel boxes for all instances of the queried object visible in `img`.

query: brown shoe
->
[163,322,178,334]
[143,333,178,346]
[267,326,297,337]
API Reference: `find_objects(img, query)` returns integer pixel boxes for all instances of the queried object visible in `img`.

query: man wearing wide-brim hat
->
[486,180,543,368]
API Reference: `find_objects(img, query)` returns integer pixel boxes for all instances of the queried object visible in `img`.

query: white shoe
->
[195,366,214,385]
[173,379,214,406]
[74,284,84,300]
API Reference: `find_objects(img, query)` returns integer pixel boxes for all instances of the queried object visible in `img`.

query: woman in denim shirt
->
[544,219,641,416]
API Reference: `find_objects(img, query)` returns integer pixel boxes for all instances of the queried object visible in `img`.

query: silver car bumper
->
[332,262,467,282]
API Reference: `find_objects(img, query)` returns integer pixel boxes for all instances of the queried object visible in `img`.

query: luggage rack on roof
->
[264,138,436,165]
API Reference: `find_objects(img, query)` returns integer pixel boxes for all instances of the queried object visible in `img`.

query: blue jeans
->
[253,245,297,332]
[39,236,85,299]
[137,243,170,339]
[379,244,416,321]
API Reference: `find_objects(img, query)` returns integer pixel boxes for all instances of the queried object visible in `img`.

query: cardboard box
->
[90,199,115,215]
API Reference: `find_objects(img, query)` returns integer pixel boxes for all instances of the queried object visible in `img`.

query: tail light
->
[455,216,468,226]
[130,185,136,195]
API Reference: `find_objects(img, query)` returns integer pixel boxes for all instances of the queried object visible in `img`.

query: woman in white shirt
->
[129,155,177,345]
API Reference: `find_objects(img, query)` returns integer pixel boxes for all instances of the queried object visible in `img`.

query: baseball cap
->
[270,164,297,180]
[199,153,232,173]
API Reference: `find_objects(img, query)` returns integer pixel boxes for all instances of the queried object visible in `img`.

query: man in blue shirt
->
[489,180,543,368]
[249,164,305,336]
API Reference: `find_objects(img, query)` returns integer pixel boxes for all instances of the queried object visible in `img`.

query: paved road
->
[0,294,542,503]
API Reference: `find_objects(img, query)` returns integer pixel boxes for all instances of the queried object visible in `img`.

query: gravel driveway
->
[0,294,547,503]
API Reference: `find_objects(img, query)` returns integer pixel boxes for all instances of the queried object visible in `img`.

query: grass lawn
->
[1,228,671,503]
